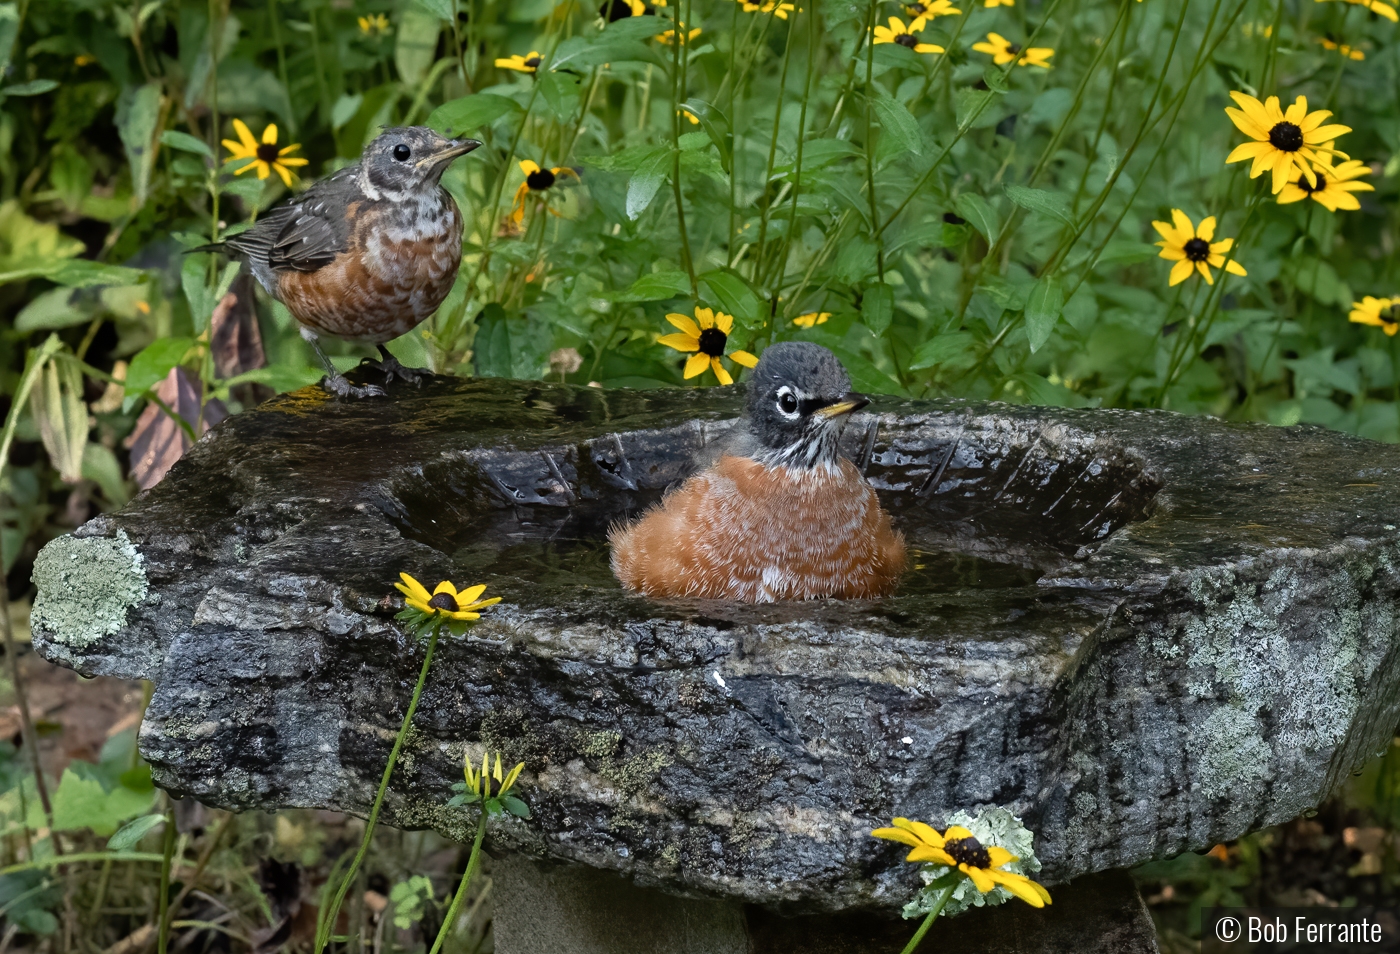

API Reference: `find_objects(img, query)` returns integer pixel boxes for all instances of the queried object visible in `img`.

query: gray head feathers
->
[738,342,868,470]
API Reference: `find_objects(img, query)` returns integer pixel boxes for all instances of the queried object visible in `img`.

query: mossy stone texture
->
[29,376,1400,912]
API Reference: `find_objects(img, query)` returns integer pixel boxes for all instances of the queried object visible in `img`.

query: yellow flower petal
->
[714,311,734,335]
[658,333,701,352]
[457,584,488,605]
[433,580,458,598]
[666,312,703,337]
[694,306,715,329]
[232,118,258,151]
[963,865,997,893]
[986,846,1016,866]
[1169,259,1195,286]
[989,870,1048,907]
[1197,260,1215,284]
[871,827,925,848]
[683,353,710,378]
[712,358,733,386]
[1195,216,1216,241]
[1225,260,1247,276]
[729,350,759,368]
[398,573,432,603]
[905,845,957,866]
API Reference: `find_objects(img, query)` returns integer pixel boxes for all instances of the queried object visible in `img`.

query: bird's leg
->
[301,326,386,399]
[365,344,433,386]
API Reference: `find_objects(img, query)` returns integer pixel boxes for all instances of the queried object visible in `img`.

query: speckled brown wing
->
[609,455,906,603]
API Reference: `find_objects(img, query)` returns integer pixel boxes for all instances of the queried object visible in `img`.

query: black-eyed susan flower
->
[511,159,580,224]
[1338,0,1399,21]
[658,307,759,385]
[1278,155,1373,212]
[396,574,501,620]
[971,33,1054,68]
[221,120,308,187]
[451,750,530,816]
[1152,209,1247,286]
[793,311,831,328]
[602,0,648,18]
[1350,296,1399,336]
[657,24,702,43]
[737,0,796,17]
[873,16,945,54]
[358,13,391,36]
[872,818,1052,909]
[1224,92,1351,193]
[496,51,544,73]
[904,0,961,18]
[1316,35,1365,59]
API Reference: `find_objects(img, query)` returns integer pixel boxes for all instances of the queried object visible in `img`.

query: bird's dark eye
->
[778,392,798,415]
[393,144,411,162]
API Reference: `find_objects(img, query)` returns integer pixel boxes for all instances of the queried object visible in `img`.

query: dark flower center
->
[1183,237,1211,262]
[527,168,557,190]
[1298,170,1326,195]
[944,836,992,870]
[1381,307,1398,327]
[1268,121,1304,152]
[525,55,541,68]
[256,143,282,163]
[601,0,649,19]
[1007,43,1022,54]
[697,327,728,357]
[908,2,929,12]
[428,592,460,612]
[943,211,966,225]
[896,33,918,48]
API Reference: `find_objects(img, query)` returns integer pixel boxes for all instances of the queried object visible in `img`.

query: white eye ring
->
[775,386,800,418]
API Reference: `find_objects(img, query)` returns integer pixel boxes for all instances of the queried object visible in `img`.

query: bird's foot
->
[321,373,387,399]
[365,353,433,387]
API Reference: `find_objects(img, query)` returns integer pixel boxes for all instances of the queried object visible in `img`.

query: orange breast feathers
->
[609,454,907,602]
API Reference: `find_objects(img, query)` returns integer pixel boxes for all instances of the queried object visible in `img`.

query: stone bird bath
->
[29,377,1400,952]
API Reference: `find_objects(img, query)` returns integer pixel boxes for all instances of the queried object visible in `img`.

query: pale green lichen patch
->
[31,530,147,648]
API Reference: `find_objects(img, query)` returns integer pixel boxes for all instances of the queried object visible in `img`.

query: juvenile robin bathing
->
[205,126,480,398]
[610,342,907,602]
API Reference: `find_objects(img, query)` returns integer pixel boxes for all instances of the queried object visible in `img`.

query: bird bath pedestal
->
[29,376,1400,953]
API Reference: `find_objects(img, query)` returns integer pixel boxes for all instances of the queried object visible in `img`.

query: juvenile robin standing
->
[206,126,481,398]
[610,342,907,602]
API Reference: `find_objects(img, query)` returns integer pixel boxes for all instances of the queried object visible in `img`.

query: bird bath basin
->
[27,375,1400,947]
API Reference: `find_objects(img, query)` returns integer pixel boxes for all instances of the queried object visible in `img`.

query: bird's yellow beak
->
[815,394,870,419]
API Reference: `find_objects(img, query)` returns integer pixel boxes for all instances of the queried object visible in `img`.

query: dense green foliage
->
[1,0,1398,564]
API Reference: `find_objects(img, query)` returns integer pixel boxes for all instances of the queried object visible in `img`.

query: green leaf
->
[42,763,156,836]
[389,875,436,929]
[107,813,166,850]
[954,88,1000,130]
[4,78,58,96]
[428,93,523,136]
[681,98,732,173]
[1062,283,1098,333]
[395,5,442,86]
[15,288,89,332]
[982,66,1010,93]
[626,149,671,220]
[1004,184,1072,226]
[48,260,146,288]
[909,332,976,371]
[871,91,923,156]
[699,269,763,323]
[501,795,531,818]
[125,337,195,395]
[159,130,213,159]
[612,270,692,302]
[1024,275,1064,353]
[115,83,161,207]
[413,0,455,18]
[862,282,894,338]
[0,4,18,78]
[953,193,998,243]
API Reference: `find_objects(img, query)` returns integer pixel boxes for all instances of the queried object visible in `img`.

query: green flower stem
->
[156,807,177,954]
[752,0,799,288]
[314,624,442,954]
[898,885,955,954]
[670,0,697,291]
[427,805,489,954]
